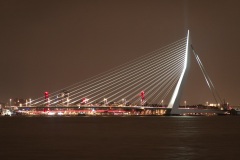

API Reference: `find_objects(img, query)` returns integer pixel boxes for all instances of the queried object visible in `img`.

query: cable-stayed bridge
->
[26,30,226,115]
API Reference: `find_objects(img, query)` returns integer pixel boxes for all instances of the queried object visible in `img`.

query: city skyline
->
[0,0,240,105]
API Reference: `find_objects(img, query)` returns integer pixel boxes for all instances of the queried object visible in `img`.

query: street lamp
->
[103,98,108,105]
[184,101,187,108]
[161,100,164,106]
[122,98,126,105]
[9,99,12,107]
[29,98,32,106]
[57,96,59,104]
[67,98,69,107]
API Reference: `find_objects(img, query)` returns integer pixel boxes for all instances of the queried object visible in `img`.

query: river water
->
[0,116,240,160]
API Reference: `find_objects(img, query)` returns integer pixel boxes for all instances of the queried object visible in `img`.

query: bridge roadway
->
[15,106,228,116]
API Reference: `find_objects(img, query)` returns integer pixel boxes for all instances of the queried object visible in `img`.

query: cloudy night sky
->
[0,0,240,105]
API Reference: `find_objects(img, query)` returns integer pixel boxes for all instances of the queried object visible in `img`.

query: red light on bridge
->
[44,92,49,99]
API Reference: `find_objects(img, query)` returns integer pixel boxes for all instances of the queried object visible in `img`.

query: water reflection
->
[0,116,240,159]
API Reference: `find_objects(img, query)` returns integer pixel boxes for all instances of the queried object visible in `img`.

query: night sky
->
[0,0,240,106]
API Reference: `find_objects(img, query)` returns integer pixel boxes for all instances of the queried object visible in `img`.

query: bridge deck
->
[10,106,228,116]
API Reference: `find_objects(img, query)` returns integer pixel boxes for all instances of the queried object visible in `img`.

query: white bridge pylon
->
[31,31,191,109]
[167,30,190,114]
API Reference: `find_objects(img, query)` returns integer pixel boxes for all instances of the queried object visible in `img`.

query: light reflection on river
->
[0,116,239,160]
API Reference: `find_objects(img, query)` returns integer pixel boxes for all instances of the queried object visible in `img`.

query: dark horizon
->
[1,0,240,106]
